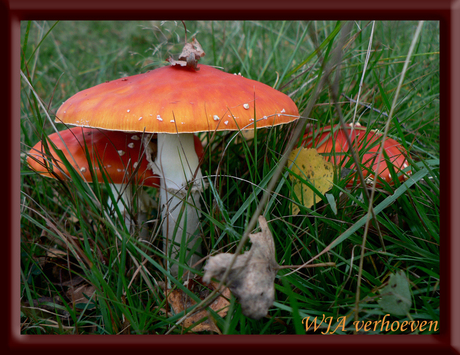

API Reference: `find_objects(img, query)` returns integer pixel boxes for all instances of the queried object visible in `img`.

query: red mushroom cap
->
[55,64,299,134]
[303,124,412,187]
[27,127,205,187]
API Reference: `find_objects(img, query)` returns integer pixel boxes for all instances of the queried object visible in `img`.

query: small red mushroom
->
[302,124,412,187]
[27,127,204,188]
[27,127,205,235]
[28,127,160,187]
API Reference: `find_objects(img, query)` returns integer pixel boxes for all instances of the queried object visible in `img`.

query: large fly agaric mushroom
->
[302,124,412,187]
[53,39,299,275]
[27,127,204,236]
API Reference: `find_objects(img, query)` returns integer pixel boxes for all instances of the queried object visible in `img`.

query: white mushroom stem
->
[109,183,155,240]
[155,133,203,276]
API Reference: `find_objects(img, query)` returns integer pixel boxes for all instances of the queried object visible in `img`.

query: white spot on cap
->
[127,109,130,112]
[403,163,408,169]
[249,118,254,122]
[80,167,86,173]
[133,162,139,168]
[128,143,135,148]
[263,116,268,120]
[139,117,143,121]
[170,119,175,123]
[224,120,229,125]
[157,115,163,121]
[107,165,111,168]
[281,108,286,113]
[117,169,122,172]
[131,135,139,140]
[118,150,125,156]
[213,115,220,121]
[243,104,250,110]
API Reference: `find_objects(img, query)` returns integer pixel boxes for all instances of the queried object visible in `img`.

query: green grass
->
[20,20,440,335]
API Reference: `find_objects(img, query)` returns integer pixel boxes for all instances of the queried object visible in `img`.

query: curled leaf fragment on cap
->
[168,38,205,70]
[203,216,279,320]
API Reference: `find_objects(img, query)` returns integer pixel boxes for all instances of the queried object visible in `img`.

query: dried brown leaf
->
[203,216,279,320]
[66,284,96,306]
[46,247,68,258]
[166,279,230,333]
[168,38,205,70]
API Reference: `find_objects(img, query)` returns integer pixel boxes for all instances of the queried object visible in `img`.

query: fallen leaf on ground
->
[378,270,412,316]
[203,216,279,320]
[66,284,96,307]
[288,147,334,214]
[166,278,230,333]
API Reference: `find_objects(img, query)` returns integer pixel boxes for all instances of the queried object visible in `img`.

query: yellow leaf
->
[288,147,334,214]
